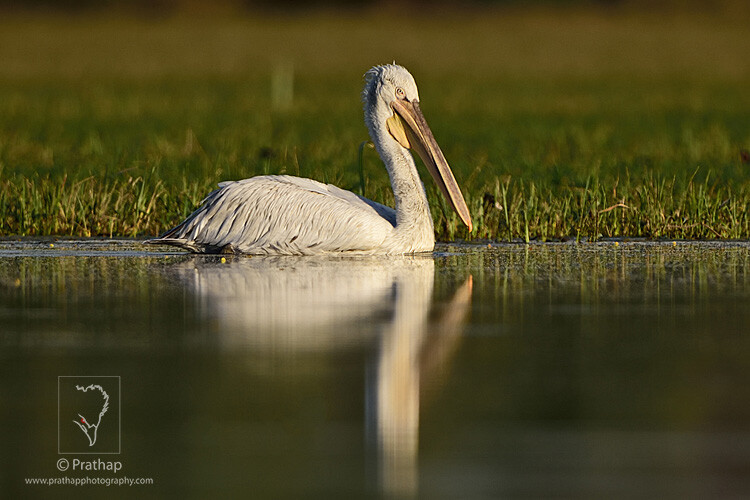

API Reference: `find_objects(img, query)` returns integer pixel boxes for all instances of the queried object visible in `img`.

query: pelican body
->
[147,64,472,255]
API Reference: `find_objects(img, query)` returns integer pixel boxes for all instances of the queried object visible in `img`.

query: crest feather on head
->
[362,63,407,107]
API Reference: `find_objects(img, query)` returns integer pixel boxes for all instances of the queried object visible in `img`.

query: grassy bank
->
[0,6,749,241]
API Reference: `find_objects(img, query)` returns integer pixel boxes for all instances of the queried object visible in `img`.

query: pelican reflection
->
[171,255,472,496]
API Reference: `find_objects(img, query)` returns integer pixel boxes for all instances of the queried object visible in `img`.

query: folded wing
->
[150,175,396,255]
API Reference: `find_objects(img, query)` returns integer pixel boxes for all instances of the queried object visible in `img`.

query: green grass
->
[0,6,749,241]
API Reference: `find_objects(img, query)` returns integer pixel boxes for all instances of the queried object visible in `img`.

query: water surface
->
[1,240,749,498]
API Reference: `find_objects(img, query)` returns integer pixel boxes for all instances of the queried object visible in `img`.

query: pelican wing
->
[152,175,396,255]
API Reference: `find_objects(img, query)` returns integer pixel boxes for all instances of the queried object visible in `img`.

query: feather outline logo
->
[72,384,110,446]
[58,376,121,454]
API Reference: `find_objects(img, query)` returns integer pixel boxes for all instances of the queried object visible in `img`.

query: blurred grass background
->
[0,0,749,240]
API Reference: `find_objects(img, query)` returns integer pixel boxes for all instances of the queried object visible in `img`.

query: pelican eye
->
[395,87,406,99]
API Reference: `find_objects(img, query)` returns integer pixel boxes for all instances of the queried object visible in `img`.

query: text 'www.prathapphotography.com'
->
[25,476,154,487]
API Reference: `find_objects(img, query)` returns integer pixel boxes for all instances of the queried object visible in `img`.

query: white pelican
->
[147,64,472,255]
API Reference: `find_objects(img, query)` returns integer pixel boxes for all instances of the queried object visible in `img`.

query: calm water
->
[1,240,749,498]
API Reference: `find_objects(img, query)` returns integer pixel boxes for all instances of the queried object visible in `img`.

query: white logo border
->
[57,376,121,455]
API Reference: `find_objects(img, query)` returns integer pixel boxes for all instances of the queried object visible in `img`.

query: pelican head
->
[363,64,472,232]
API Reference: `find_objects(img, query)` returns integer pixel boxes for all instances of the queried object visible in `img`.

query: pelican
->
[147,64,472,255]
